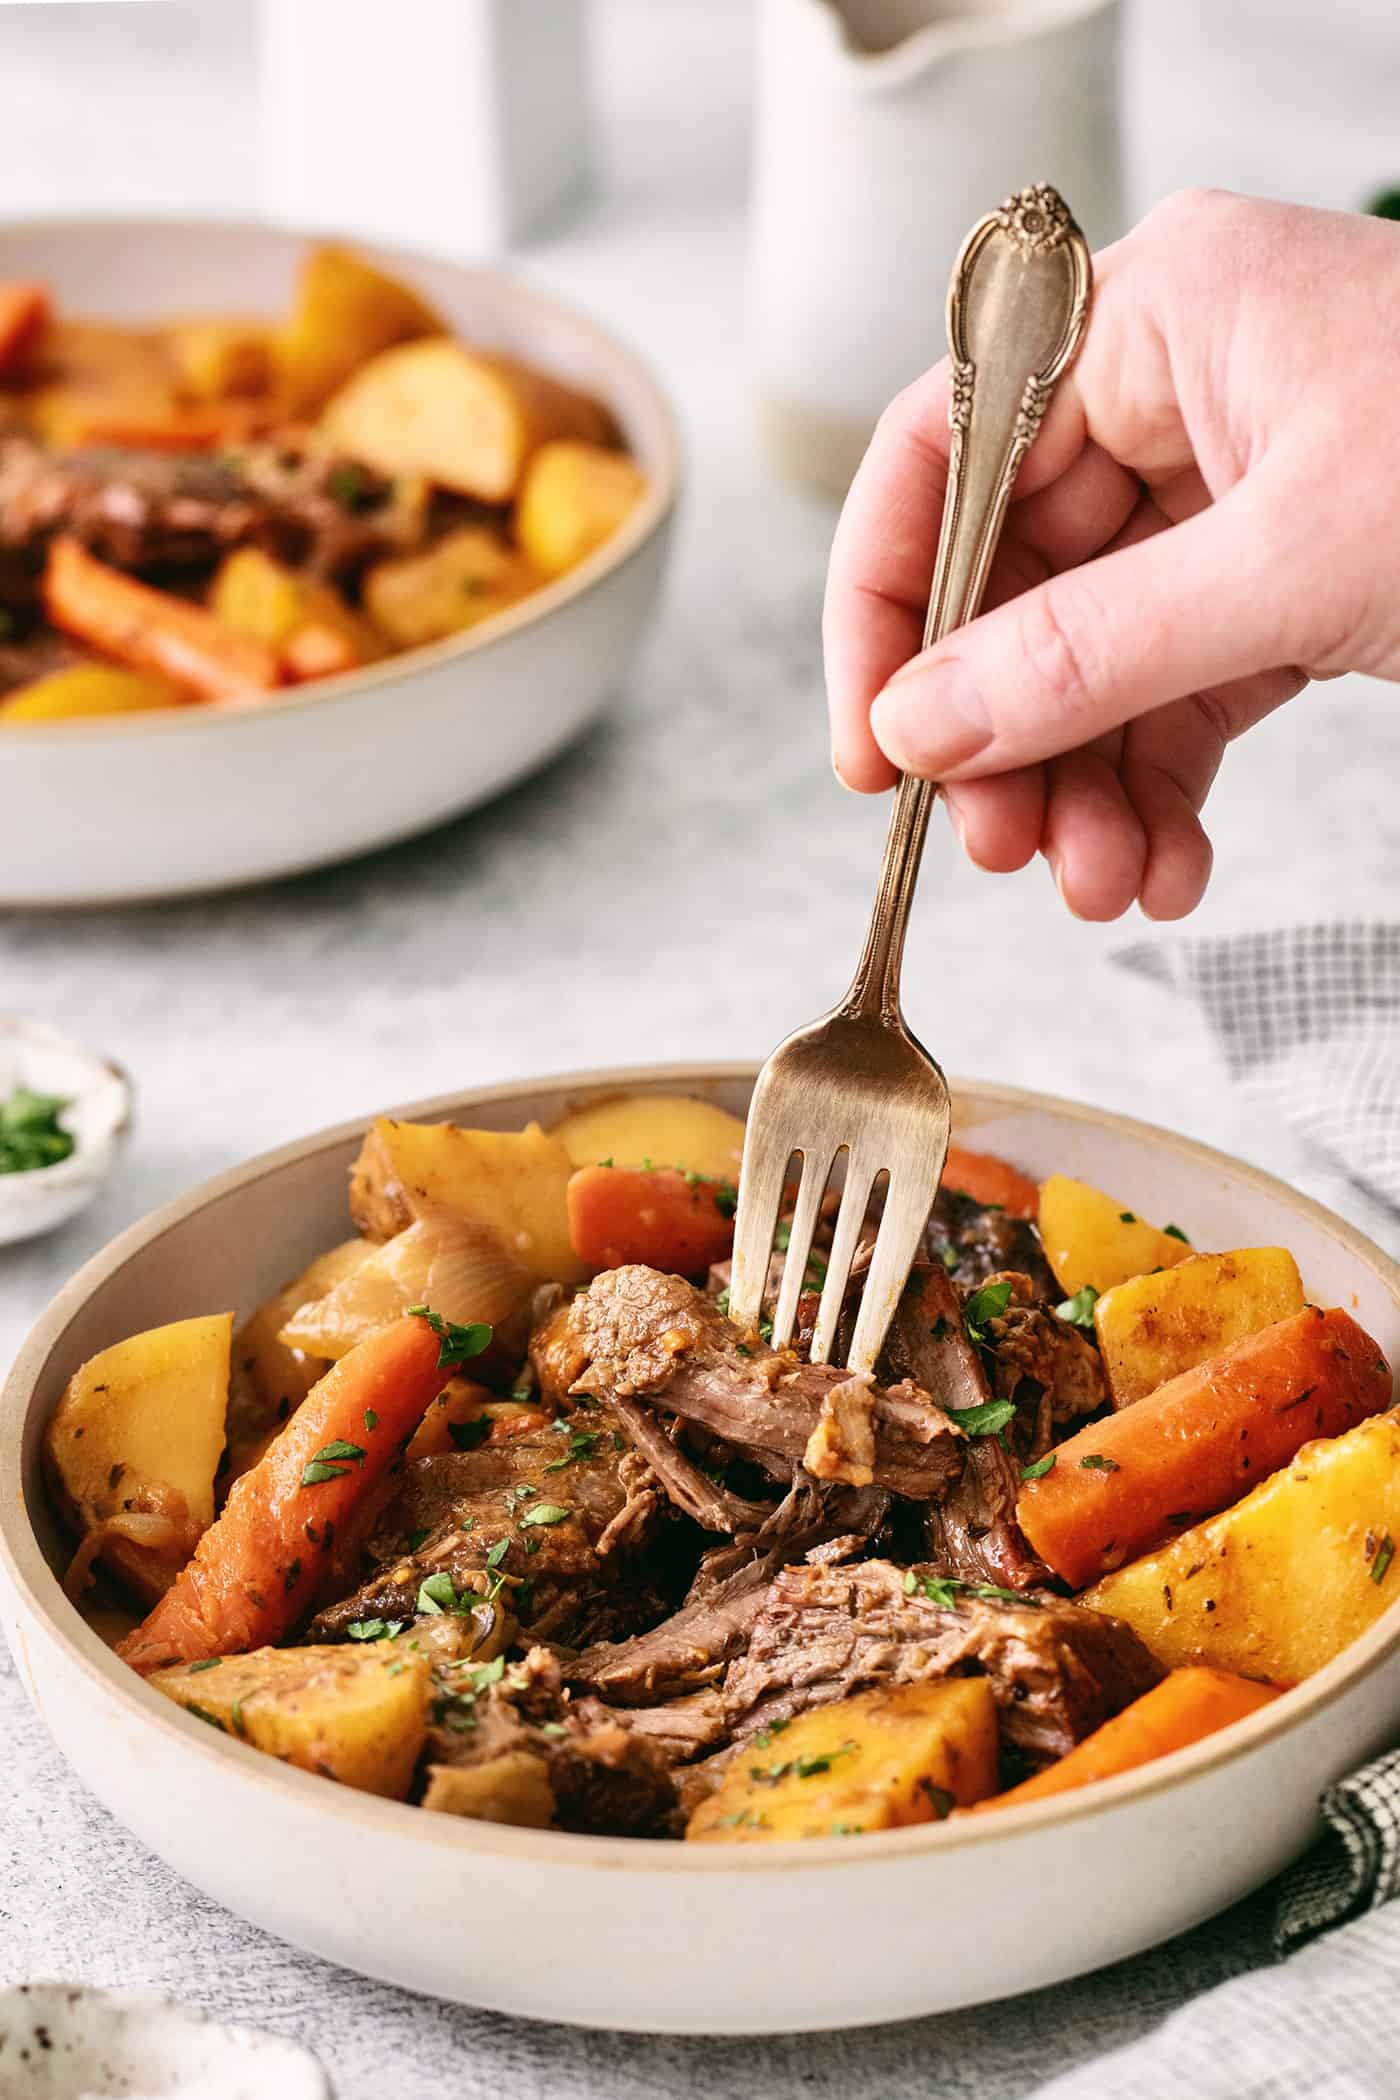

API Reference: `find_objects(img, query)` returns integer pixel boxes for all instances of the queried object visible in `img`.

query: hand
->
[824,190,1400,920]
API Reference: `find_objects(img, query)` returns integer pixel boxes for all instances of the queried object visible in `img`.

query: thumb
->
[869,480,1302,780]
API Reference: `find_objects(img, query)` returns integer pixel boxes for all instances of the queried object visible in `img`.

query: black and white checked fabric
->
[1119,923,1400,1250]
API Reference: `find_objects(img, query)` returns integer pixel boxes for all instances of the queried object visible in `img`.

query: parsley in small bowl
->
[0,1019,131,1245]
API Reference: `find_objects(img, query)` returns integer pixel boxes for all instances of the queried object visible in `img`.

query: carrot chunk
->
[43,536,281,704]
[0,283,49,377]
[566,1163,736,1275]
[118,1314,448,1671]
[976,1666,1282,1809]
[942,1146,1039,1218]
[1017,1306,1393,1588]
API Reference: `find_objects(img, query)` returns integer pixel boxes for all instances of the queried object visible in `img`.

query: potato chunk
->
[1,666,184,722]
[347,1116,583,1281]
[210,547,382,678]
[686,1678,998,1842]
[516,439,646,576]
[1037,1174,1194,1297]
[277,243,445,413]
[44,1314,233,1604]
[549,1093,746,1183]
[422,1751,556,1826]
[321,339,613,502]
[150,1643,430,1799]
[363,526,540,649]
[1095,1247,1306,1407]
[167,317,274,400]
[1083,1409,1400,1683]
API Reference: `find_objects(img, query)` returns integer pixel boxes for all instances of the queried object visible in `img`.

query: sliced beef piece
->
[308,1404,666,1649]
[978,1270,1107,1444]
[610,1395,773,1534]
[0,432,423,591]
[616,1687,729,1764]
[558,1266,965,1500]
[721,1559,1163,1765]
[927,1186,1059,1299]
[569,1478,885,1707]
[881,1263,1050,1592]
[424,1646,678,1837]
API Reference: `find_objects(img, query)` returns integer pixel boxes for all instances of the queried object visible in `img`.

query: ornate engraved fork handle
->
[843,186,1092,1026]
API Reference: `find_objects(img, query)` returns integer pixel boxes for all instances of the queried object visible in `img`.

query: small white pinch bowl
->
[0,1019,131,1247]
[0,1982,330,2099]
[2,1065,1400,2033]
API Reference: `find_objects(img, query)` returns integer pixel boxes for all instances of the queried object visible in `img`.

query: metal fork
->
[729,185,1092,1376]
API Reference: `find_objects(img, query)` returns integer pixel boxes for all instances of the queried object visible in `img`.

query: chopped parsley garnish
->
[347,1617,406,1642]
[947,1397,1017,1439]
[1371,1535,1395,1586]
[187,1657,222,1673]
[749,1742,857,1786]
[327,461,375,510]
[0,1087,75,1176]
[939,1244,962,1275]
[230,1699,247,1738]
[485,1537,510,1570]
[301,1460,346,1487]
[407,1305,494,1369]
[1119,1211,1137,1224]
[773,1220,792,1252]
[712,1181,739,1220]
[903,1570,1034,1608]
[416,1572,462,1615]
[407,1526,431,1552]
[1079,1454,1119,1472]
[364,1409,379,1432]
[758,1316,774,1344]
[300,1437,366,1488]
[185,1703,225,1731]
[715,1287,731,1318]
[925,1785,956,1821]
[963,1279,1014,1345]
[519,1502,572,1528]
[1055,1284,1099,1331]
[545,1427,600,1471]
[1163,1223,1190,1243]
[1020,1452,1057,1481]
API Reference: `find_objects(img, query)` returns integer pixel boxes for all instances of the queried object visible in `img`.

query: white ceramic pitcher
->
[752,0,1122,492]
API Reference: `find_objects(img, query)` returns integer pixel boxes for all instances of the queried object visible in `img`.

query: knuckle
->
[1145,185,1239,239]
[1013,580,1101,729]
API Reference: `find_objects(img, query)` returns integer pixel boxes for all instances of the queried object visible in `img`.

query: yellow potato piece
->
[1095,1247,1307,1407]
[550,1093,747,1183]
[321,338,612,502]
[687,1677,998,1842]
[210,548,381,671]
[1083,1409,1400,1683]
[44,1313,233,1605]
[150,1643,430,1799]
[347,1116,583,1282]
[422,1750,556,1826]
[167,317,274,400]
[1037,1173,1194,1297]
[277,242,445,413]
[363,526,540,649]
[516,439,646,577]
[1,666,185,722]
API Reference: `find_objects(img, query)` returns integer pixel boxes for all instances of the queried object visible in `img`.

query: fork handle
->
[843,187,1092,1024]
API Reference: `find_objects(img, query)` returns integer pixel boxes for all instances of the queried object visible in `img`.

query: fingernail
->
[832,751,857,794]
[1046,850,1086,922]
[871,656,993,774]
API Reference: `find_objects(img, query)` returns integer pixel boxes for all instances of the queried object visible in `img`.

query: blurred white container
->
[258,0,592,256]
[753,0,1122,492]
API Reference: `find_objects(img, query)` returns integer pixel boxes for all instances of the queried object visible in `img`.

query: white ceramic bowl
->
[0,219,680,907]
[2,1065,1399,2034]
[0,1018,131,1246]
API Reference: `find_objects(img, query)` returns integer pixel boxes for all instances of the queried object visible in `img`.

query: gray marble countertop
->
[3,0,1398,1367]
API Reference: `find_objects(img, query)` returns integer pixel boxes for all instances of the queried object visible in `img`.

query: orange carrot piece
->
[0,283,49,377]
[118,1314,447,1671]
[280,621,361,682]
[1018,1306,1393,1588]
[975,1666,1282,1810]
[44,401,270,452]
[43,536,281,704]
[567,1163,736,1276]
[942,1145,1039,1218]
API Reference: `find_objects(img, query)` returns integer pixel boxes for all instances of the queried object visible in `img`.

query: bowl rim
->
[4,1058,1400,1877]
[0,213,682,745]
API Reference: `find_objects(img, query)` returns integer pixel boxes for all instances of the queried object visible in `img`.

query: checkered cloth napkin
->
[1029,924,1400,2100]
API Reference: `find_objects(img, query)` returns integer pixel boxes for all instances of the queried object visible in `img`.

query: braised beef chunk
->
[309,1406,667,1648]
[0,432,420,595]
[721,1560,1163,1764]
[425,1647,678,1837]
[977,1270,1107,1437]
[558,1266,965,1500]
[927,1186,1059,1299]
[618,1688,729,1764]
